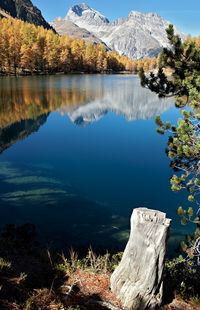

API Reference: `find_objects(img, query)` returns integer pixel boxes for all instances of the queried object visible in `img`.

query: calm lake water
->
[0,74,192,252]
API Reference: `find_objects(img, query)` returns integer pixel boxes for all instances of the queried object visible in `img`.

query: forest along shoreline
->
[0,70,136,76]
[0,17,158,76]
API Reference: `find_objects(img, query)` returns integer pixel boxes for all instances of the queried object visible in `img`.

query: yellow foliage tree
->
[0,17,158,75]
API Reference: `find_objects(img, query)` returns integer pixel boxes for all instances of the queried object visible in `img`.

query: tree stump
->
[110,208,171,310]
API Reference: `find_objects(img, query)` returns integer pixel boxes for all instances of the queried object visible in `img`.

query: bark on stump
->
[110,207,171,310]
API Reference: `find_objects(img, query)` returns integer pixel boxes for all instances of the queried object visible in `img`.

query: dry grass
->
[62,270,122,309]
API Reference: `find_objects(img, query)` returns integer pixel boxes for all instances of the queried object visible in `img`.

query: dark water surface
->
[0,74,192,252]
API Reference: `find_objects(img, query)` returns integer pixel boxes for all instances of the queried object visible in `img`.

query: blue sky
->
[32,0,200,36]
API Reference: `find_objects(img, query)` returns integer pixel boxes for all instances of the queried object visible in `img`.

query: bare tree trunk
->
[110,208,171,310]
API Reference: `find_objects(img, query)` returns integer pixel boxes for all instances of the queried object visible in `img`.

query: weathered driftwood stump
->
[110,208,171,310]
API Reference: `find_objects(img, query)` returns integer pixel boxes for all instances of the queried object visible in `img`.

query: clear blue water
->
[0,74,192,252]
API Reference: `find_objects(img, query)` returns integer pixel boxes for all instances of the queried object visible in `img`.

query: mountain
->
[53,3,186,59]
[51,18,107,46]
[0,0,53,30]
[66,3,110,26]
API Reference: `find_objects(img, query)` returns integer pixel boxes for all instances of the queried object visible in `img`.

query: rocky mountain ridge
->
[66,3,110,26]
[0,0,53,30]
[51,17,107,46]
[53,3,186,59]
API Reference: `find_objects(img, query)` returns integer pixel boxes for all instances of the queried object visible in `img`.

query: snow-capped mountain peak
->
[65,3,110,26]
[53,3,186,59]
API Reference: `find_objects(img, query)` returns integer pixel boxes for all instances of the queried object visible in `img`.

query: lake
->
[0,74,192,252]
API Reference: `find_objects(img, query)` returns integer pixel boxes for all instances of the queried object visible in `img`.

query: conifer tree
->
[140,25,200,261]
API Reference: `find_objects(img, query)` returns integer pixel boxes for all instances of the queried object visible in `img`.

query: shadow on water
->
[0,156,189,254]
[0,161,130,251]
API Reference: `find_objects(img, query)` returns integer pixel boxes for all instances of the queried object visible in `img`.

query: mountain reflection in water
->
[0,75,174,128]
[0,75,174,155]
[0,114,48,154]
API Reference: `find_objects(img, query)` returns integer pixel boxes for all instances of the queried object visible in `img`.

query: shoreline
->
[0,70,136,77]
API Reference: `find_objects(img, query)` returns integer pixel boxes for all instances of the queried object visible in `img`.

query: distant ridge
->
[51,18,108,47]
[53,3,186,59]
[0,0,54,31]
